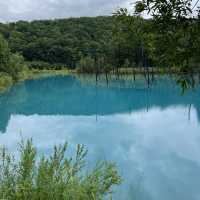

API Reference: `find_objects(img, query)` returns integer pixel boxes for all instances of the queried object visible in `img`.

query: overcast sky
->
[0,0,133,22]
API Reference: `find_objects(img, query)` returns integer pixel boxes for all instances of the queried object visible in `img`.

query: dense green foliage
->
[120,0,200,70]
[0,34,27,88]
[0,139,121,200]
[0,9,199,73]
[0,17,114,70]
[0,16,152,71]
[0,72,13,91]
[0,34,10,72]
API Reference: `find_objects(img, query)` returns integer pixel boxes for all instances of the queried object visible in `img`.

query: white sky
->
[0,0,133,22]
[0,0,199,22]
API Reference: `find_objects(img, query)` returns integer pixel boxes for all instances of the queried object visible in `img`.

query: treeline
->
[0,16,154,72]
[0,14,200,73]
[0,17,114,71]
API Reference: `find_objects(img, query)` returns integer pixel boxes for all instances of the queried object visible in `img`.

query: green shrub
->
[8,53,28,80]
[0,73,13,91]
[77,56,96,73]
[0,34,10,72]
[0,139,121,200]
[0,34,28,81]
[123,59,130,68]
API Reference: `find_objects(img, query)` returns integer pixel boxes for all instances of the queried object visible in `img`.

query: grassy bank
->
[0,69,70,93]
[77,66,200,75]
[1,66,198,93]
[21,69,70,80]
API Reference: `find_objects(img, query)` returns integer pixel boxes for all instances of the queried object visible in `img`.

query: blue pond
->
[0,75,200,200]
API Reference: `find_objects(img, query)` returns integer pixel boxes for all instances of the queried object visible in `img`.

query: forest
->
[0,0,200,89]
[0,17,114,71]
[0,13,199,71]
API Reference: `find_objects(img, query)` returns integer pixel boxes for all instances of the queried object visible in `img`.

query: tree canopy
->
[0,14,199,72]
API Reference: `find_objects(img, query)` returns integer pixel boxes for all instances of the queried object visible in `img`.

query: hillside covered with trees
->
[0,0,200,89]
[0,17,114,71]
[0,14,198,73]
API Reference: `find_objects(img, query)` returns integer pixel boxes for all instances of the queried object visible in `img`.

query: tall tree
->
[0,34,10,73]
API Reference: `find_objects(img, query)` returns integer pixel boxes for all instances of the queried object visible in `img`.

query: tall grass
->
[0,139,121,200]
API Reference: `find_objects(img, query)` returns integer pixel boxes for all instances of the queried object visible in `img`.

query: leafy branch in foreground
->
[0,139,121,200]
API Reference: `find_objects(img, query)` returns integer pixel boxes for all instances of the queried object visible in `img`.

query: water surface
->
[0,75,200,200]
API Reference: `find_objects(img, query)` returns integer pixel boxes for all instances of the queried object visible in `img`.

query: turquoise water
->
[0,75,200,199]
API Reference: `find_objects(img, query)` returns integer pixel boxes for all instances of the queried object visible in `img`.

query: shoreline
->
[0,67,199,93]
[0,69,70,93]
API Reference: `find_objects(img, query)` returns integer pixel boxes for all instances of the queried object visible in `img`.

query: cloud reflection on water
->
[1,105,200,200]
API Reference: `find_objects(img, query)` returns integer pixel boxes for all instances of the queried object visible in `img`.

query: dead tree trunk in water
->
[94,56,98,84]
[96,70,98,83]
[146,63,150,87]
[132,67,136,81]
[143,49,150,87]
[199,71,200,84]
[105,71,108,86]
[151,65,154,83]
